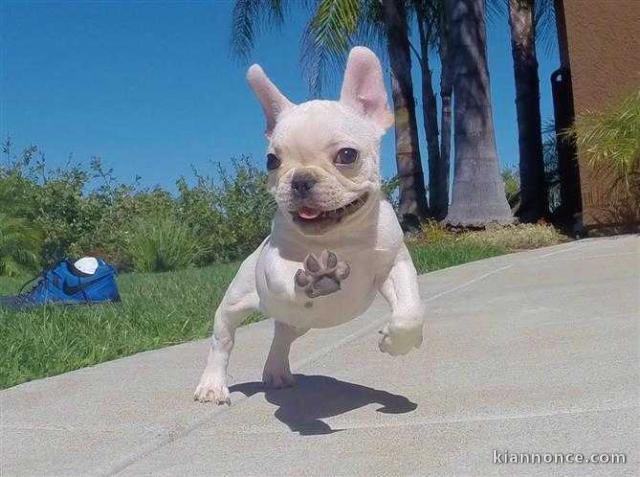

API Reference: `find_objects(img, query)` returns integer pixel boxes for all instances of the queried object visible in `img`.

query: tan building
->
[554,0,640,232]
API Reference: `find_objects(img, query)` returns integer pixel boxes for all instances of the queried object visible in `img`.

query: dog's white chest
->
[255,243,385,329]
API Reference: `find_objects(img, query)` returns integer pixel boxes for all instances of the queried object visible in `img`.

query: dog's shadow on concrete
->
[229,374,417,436]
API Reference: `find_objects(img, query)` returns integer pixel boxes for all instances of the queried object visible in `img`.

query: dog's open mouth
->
[291,193,369,225]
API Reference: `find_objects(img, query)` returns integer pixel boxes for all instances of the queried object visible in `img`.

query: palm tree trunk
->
[382,0,429,226]
[416,14,447,221]
[508,0,548,223]
[445,0,513,226]
[438,1,453,220]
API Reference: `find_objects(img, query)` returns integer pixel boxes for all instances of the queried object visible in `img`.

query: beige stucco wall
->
[562,0,640,228]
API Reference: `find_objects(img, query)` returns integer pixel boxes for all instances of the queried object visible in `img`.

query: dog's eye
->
[334,148,358,166]
[266,153,281,171]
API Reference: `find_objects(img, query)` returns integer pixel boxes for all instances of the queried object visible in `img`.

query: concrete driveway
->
[1,235,638,476]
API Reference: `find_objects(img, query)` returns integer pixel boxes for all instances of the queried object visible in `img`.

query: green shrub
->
[177,157,274,263]
[570,90,640,187]
[501,167,520,209]
[126,213,204,273]
[381,175,400,209]
[73,187,176,271]
[0,214,42,277]
[1,143,275,271]
[568,90,640,221]
[1,142,109,264]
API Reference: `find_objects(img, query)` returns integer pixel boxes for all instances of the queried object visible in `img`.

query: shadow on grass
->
[230,374,417,436]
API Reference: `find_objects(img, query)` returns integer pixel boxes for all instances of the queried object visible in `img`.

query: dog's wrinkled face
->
[268,102,380,234]
[247,47,393,235]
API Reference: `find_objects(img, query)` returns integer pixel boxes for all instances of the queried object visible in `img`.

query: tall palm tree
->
[445,0,513,226]
[437,0,453,221]
[381,0,429,224]
[231,0,429,225]
[411,0,448,220]
[507,0,548,222]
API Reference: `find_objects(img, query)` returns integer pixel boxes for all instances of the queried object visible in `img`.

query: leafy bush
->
[177,158,275,263]
[568,90,640,219]
[0,141,274,273]
[73,187,176,270]
[1,142,110,265]
[127,213,203,272]
[381,175,400,209]
[501,167,520,210]
[0,214,42,277]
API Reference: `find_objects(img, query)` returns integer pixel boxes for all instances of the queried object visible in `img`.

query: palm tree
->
[411,0,448,220]
[507,0,548,222]
[231,0,429,226]
[445,0,513,226]
[437,0,453,221]
[381,0,429,224]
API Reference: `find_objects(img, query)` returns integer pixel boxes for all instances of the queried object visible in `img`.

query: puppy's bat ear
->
[247,64,294,139]
[340,46,393,131]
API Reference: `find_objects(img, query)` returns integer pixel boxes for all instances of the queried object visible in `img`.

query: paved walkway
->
[2,235,639,476]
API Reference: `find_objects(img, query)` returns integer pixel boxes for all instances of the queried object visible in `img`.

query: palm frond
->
[568,90,640,191]
[485,0,507,27]
[301,0,363,95]
[230,0,290,61]
[356,0,387,53]
[534,0,557,57]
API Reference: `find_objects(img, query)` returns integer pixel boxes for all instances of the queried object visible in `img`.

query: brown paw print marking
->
[294,250,350,298]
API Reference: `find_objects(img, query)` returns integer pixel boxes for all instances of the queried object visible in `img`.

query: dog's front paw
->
[378,322,424,356]
[295,250,350,298]
[194,373,231,405]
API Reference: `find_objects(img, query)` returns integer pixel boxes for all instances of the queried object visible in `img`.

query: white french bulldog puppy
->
[195,46,424,404]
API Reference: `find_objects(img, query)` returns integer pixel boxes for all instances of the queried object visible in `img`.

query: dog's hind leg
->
[194,249,260,405]
[263,321,308,388]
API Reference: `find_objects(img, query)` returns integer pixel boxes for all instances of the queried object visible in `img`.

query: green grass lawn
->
[0,241,506,389]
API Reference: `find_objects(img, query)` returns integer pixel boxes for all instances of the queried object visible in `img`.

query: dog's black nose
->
[291,172,317,198]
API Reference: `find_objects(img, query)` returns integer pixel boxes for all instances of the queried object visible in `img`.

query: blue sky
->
[1,1,559,191]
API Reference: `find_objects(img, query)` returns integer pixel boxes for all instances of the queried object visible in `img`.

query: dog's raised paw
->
[295,250,350,298]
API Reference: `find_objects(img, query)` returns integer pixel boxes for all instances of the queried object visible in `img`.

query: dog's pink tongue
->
[298,207,321,220]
